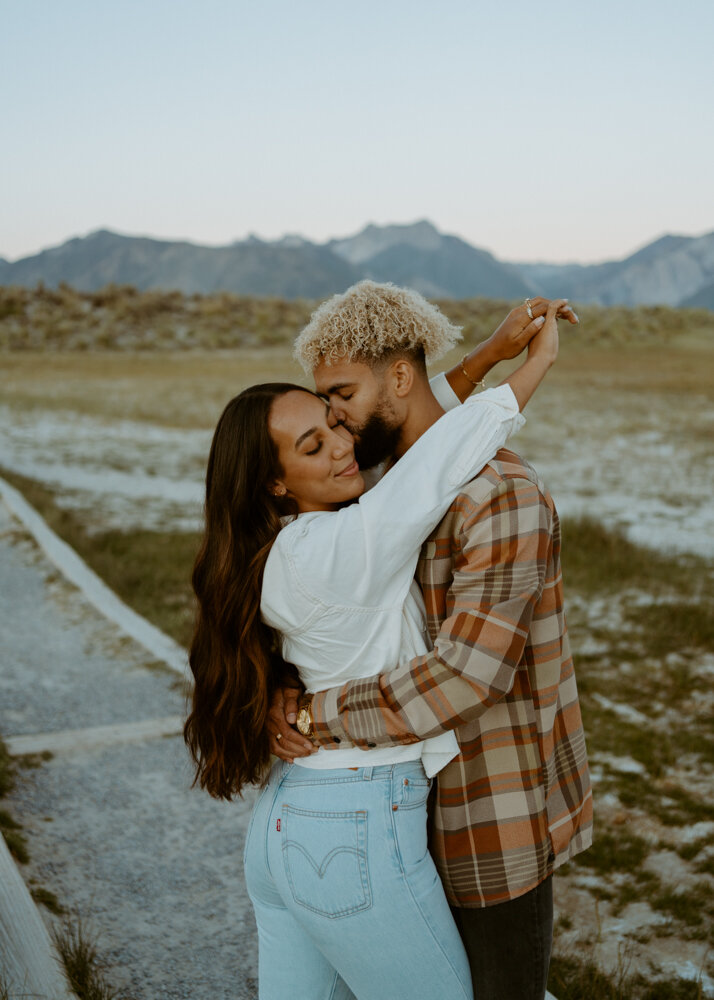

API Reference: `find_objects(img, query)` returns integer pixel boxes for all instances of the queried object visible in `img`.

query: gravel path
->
[0,499,259,999]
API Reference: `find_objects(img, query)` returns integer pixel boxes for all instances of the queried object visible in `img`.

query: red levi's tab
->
[276,819,281,832]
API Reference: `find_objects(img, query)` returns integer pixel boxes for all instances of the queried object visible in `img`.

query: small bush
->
[0,737,15,797]
[53,918,124,1000]
[559,517,707,598]
[549,950,706,999]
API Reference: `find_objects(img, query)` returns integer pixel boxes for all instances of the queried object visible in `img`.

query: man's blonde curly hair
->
[293,280,462,373]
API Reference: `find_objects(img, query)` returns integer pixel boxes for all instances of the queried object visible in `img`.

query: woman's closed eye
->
[305,441,322,456]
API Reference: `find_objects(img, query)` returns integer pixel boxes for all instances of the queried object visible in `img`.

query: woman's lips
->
[336,460,359,478]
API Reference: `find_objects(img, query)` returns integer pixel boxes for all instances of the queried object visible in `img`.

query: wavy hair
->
[184,383,309,799]
[293,279,462,372]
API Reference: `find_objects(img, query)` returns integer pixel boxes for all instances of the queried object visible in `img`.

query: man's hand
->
[267,684,317,761]
[486,297,578,362]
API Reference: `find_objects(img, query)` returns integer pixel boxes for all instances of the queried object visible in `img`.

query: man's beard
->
[350,408,403,470]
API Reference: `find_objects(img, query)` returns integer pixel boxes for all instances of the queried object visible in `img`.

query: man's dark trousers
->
[451,875,553,1000]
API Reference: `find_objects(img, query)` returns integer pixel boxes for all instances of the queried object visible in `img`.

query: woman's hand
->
[500,298,569,410]
[266,683,317,761]
[527,297,568,368]
[446,297,577,403]
[487,297,577,363]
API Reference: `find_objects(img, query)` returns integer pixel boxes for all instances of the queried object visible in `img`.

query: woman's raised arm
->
[445,297,576,403]
[271,300,566,613]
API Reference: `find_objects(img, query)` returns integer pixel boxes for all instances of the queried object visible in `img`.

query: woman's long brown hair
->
[184,383,309,800]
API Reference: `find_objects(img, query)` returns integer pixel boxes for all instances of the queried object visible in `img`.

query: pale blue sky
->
[2,0,713,263]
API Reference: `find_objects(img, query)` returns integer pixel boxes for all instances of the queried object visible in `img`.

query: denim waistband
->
[276,759,427,785]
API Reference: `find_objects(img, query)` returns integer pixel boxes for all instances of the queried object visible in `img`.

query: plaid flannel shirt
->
[311,448,593,907]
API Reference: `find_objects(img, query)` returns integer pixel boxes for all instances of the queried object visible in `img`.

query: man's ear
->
[390,359,415,398]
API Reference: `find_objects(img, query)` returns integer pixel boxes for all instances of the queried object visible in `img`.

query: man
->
[269,281,592,1000]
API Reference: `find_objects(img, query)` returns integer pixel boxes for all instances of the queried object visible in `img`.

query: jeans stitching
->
[282,807,372,919]
[263,763,291,880]
[397,777,432,810]
[327,970,344,1000]
[281,774,388,788]
[242,786,266,869]
[389,775,472,999]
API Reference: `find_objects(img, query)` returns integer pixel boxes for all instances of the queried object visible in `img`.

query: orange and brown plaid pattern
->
[312,448,593,907]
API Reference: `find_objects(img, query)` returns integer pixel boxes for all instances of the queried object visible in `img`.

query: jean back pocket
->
[282,806,372,919]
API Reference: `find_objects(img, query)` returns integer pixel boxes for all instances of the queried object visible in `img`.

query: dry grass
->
[549,949,707,999]
[0,348,304,427]
[29,884,65,915]
[0,470,200,647]
[53,917,136,1000]
[0,736,15,798]
[2,341,712,436]
[2,284,712,355]
[0,738,30,865]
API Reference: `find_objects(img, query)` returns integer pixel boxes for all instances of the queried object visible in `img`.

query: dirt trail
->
[0,497,259,999]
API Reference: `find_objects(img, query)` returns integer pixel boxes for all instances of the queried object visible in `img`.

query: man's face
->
[312,357,402,469]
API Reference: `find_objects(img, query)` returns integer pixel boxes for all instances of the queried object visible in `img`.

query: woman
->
[185,301,562,999]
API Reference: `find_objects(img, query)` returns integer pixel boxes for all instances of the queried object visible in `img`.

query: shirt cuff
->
[429,371,461,412]
[478,382,522,415]
[310,688,350,749]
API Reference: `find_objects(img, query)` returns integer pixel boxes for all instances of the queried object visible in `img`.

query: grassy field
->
[2,282,713,355]
[1,291,713,996]
[2,328,713,428]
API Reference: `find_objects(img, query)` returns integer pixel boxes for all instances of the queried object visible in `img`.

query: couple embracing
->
[185,281,592,1000]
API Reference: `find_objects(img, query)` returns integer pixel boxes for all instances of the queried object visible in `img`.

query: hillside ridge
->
[2,222,713,307]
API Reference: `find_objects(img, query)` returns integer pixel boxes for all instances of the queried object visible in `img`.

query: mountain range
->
[2,220,713,308]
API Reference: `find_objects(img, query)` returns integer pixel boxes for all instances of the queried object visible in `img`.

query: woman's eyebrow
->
[294,403,330,450]
[294,426,318,450]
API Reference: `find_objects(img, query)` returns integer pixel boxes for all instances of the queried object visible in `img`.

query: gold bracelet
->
[460,355,486,389]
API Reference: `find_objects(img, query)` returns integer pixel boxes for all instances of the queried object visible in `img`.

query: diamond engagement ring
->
[275,732,282,742]
[525,298,534,320]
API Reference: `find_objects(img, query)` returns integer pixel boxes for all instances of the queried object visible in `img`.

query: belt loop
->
[363,767,373,781]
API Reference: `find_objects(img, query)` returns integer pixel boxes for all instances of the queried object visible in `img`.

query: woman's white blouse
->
[260,382,524,776]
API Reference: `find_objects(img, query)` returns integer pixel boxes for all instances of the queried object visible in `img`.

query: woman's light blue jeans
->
[243,759,473,1000]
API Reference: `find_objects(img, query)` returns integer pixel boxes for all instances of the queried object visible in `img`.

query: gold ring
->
[525,298,534,320]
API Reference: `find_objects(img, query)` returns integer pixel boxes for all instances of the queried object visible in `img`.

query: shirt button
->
[367,742,376,748]
[333,737,341,744]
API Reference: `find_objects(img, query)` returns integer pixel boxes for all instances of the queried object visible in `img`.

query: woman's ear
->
[269,481,288,498]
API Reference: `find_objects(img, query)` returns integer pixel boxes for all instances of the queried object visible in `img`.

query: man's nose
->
[327,406,341,429]
[331,397,351,424]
